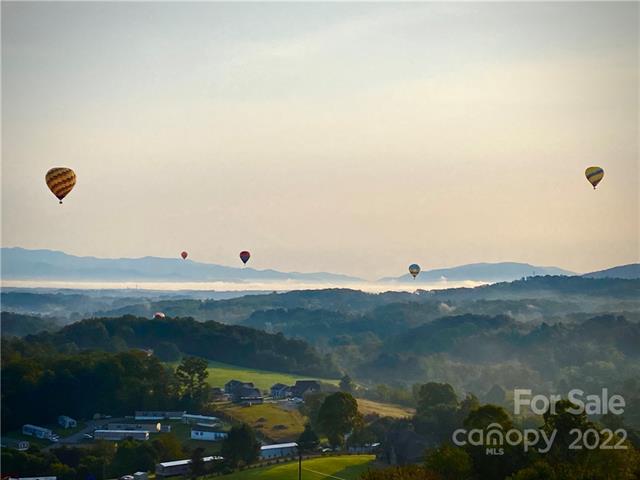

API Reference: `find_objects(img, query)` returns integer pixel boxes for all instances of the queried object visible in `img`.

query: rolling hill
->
[0,247,362,283]
[380,262,574,283]
[583,263,640,279]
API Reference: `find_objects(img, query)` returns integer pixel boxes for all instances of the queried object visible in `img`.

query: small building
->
[93,430,149,441]
[260,442,298,459]
[190,424,228,442]
[134,411,185,421]
[58,416,77,429]
[22,425,56,441]
[233,386,263,405]
[224,380,254,395]
[291,380,321,398]
[270,383,292,399]
[8,477,57,480]
[348,442,381,454]
[1,437,30,451]
[210,387,225,401]
[155,456,222,478]
[108,423,161,433]
[182,414,220,424]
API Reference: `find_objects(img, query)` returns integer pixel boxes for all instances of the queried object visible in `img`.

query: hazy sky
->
[2,2,638,279]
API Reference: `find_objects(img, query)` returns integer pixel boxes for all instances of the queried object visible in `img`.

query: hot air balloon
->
[45,167,76,204]
[239,251,251,265]
[585,166,604,189]
[409,264,421,279]
[181,251,188,260]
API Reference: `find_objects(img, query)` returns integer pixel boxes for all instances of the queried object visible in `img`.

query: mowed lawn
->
[219,403,306,442]
[216,455,376,480]
[203,361,337,390]
[356,399,415,419]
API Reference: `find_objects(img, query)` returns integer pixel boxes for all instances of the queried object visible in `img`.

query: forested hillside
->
[19,315,340,378]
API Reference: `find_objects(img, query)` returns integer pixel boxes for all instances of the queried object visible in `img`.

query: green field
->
[219,403,306,442]
[215,455,376,480]
[200,361,338,391]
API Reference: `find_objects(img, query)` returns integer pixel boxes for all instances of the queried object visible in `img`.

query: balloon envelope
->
[239,251,251,265]
[409,264,421,278]
[46,167,76,203]
[181,251,188,260]
[585,166,604,189]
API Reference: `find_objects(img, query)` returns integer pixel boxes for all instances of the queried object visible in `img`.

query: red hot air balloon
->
[181,251,188,260]
[239,251,251,265]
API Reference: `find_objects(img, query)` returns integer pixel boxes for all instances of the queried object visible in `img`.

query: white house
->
[260,442,298,459]
[182,414,220,424]
[134,411,185,421]
[155,456,222,478]
[190,424,228,442]
[22,425,57,441]
[93,430,149,441]
[58,416,77,429]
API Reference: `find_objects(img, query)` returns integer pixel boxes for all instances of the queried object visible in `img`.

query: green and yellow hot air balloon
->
[585,166,604,190]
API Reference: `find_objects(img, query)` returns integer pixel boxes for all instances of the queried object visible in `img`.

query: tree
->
[175,356,209,407]
[189,447,205,479]
[154,342,182,362]
[340,374,355,394]
[414,383,460,443]
[297,424,320,452]
[299,391,329,430]
[109,439,158,477]
[424,444,472,480]
[152,433,184,461]
[221,424,261,468]
[416,383,458,415]
[462,404,524,480]
[317,392,362,448]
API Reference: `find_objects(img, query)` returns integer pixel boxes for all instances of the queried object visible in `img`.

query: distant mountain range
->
[380,262,575,283]
[2,247,636,285]
[583,264,640,280]
[0,247,362,283]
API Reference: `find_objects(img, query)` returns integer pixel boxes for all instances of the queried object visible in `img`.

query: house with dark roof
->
[291,380,321,398]
[233,385,263,405]
[270,383,292,399]
[224,380,254,396]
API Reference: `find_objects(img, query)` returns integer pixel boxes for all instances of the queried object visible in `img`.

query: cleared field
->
[356,399,415,419]
[216,455,376,480]
[204,361,337,391]
[219,403,306,442]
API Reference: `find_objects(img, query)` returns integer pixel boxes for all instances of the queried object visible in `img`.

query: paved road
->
[43,417,128,450]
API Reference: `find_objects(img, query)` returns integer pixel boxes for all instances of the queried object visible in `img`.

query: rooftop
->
[261,442,298,451]
[158,456,222,468]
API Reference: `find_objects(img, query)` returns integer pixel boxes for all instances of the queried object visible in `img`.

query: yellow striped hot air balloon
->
[585,166,604,190]
[45,167,76,204]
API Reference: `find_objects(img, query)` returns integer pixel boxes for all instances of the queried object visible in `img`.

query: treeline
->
[2,435,184,480]
[1,345,177,432]
[18,315,340,378]
[1,311,60,337]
